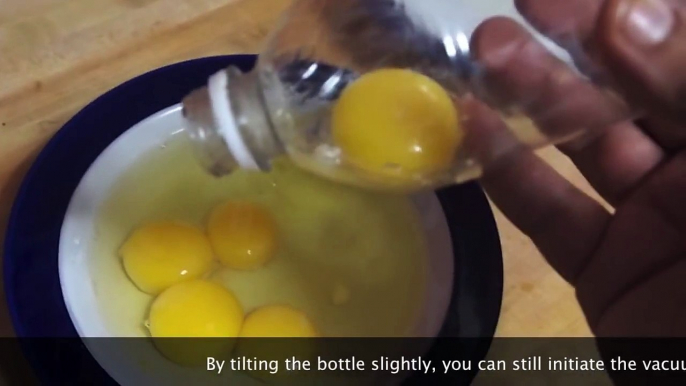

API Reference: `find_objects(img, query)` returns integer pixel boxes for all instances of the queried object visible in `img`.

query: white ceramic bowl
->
[58,105,455,385]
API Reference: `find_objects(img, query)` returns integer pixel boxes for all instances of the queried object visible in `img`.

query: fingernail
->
[621,0,675,46]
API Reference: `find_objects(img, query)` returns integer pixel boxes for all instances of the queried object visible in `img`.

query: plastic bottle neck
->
[181,67,284,177]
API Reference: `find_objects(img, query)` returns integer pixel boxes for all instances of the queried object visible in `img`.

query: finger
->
[471,17,630,143]
[593,259,686,336]
[517,0,686,143]
[482,142,611,285]
[596,0,686,122]
[466,100,611,283]
[636,116,686,150]
[517,0,686,144]
[557,121,665,205]
[515,0,605,75]
[471,17,663,205]
[515,0,603,43]
[575,151,686,328]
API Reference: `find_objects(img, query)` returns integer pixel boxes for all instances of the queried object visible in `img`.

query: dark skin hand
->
[470,0,686,337]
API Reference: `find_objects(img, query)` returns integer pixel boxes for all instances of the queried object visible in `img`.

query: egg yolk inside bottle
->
[148,280,244,366]
[119,221,214,295]
[207,201,277,270]
[331,68,463,185]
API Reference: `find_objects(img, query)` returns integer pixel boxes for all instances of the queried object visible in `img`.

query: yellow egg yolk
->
[148,280,244,366]
[239,305,318,338]
[331,68,462,180]
[237,305,319,369]
[149,280,244,337]
[119,221,214,295]
[207,201,277,271]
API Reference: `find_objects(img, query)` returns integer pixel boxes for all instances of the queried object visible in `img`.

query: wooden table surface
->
[0,0,596,342]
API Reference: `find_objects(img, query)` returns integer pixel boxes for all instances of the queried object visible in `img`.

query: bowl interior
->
[58,105,455,384]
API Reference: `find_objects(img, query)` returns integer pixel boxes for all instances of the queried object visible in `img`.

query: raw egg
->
[332,68,462,180]
[207,201,277,271]
[239,305,318,338]
[119,221,214,295]
[148,280,244,366]
[237,304,319,373]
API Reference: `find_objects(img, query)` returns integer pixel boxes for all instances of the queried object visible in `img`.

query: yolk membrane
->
[148,280,244,366]
[119,221,214,295]
[240,305,318,338]
[207,201,277,271]
[332,68,463,181]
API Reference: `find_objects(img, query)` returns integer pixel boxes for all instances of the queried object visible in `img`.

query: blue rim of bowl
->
[3,55,503,385]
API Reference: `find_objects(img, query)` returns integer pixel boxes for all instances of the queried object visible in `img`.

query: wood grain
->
[0,0,593,347]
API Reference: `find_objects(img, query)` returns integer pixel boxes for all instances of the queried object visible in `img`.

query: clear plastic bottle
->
[182,0,633,192]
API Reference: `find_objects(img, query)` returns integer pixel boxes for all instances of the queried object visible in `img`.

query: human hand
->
[470,0,686,337]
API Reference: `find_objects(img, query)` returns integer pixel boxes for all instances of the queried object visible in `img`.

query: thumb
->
[596,0,686,122]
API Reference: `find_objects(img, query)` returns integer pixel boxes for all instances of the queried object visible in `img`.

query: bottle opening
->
[206,70,261,171]
[181,86,239,177]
